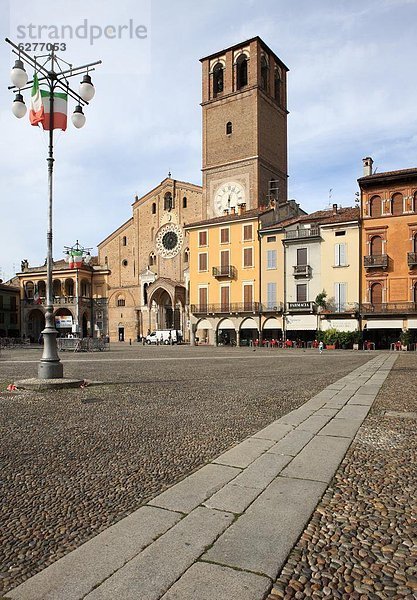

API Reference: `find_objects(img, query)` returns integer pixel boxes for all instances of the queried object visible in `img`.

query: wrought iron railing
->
[364,254,388,268]
[360,302,417,314]
[191,302,261,315]
[212,265,237,279]
[407,252,417,266]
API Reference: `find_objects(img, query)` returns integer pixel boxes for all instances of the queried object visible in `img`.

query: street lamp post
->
[64,241,92,338]
[6,38,101,379]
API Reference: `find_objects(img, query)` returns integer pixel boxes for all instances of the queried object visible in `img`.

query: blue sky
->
[1,0,416,280]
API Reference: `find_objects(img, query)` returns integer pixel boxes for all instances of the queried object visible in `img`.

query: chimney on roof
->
[363,156,373,177]
[223,209,229,216]
[231,206,236,215]
[238,203,246,215]
[332,203,338,215]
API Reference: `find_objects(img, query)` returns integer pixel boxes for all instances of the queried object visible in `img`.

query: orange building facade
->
[359,158,417,347]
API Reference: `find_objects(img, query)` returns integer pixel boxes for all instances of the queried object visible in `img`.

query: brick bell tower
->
[200,37,289,219]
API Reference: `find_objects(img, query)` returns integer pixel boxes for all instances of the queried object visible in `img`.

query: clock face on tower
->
[155,223,184,259]
[214,182,245,216]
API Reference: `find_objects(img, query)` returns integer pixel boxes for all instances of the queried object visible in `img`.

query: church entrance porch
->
[146,279,187,340]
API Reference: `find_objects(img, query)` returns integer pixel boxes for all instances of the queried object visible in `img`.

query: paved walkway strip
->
[7,354,397,600]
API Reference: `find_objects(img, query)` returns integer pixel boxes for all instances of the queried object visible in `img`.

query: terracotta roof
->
[262,206,360,231]
[184,207,272,229]
[358,167,417,185]
[0,282,20,292]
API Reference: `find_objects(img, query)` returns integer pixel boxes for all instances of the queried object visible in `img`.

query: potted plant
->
[323,328,339,349]
[315,290,328,312]
[400,329,412,351]
[352,331,362,350]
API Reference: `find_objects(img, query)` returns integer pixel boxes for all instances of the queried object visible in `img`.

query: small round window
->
[122,259,128,267]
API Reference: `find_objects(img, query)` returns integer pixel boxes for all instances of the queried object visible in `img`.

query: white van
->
[146,329,182,345]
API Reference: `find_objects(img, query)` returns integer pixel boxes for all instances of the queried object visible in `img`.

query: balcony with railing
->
[22,296,93,308]
[364,254,388,269]
[293,264,312,278]
[212,265,237,279]
[191,302,261,315]
[320,302,359,315]
[285,228,321,241]
[261,302,284,313]
[407,252,417,267]
[360,302,417,315]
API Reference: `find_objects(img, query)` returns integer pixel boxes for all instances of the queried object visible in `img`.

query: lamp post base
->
[15,377,84,391]
[38,360,64,379]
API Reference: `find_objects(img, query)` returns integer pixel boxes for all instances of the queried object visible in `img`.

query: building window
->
[199,287,208,310]
[274,67,281,104]
[164,192,173,211]
[335,230,345,237]
[213,63,224,96]
[226,121,232,135]
[370,235,383,256]
[220,285,230,311]
[184,248,189,263]
[297,247,307,266]
[260,55,269,91]
[198,252,208,272]
[267,249,277,269]
[267,282,277,309]
[334,283,347,312]
[117,298,125,307]
[236,54,248,89]
[369,195,382,217]
[122,236,127,246]
[243,247,253,267]
[104,256,108,265]
[143,283,148,305]
[182,196,187,208]
[334,243,347,266]
[122,259,128,267]
[149,252,156,266]
[296,284,307,302]
[10,313,18,324]
[152,202,156,214]
[370,282,383,306]
[243,224,253,241]
[220,250,229,268]
[10,296,17,310]
[198,230,208,247]
[391,193,403,216]
[220,227,230,244]
[267,235,276,243]
[25,281,34,299]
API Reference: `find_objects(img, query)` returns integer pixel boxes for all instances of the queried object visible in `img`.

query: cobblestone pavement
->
[268,352,417,600]
[0,346,371,594]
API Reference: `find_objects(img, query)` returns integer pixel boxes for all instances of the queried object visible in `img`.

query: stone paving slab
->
[297,413,332,433]
[213,437,274,469]
[318,417,363,438]
[203,476,327,579]
[148,463,241,513]
[204,454,293,513]
[84,507,234,600]
[347,394,375,406]
[7,506,182,600]
[267,429,314,457]
[160,562,271,600]
[252,421,293,442]
[280,435,353,483]
[276,409,314,427]
[336,404,371,420]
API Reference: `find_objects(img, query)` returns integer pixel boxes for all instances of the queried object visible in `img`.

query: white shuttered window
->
[334,243,347,266]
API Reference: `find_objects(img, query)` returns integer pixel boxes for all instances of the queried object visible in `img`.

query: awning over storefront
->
[366,319,404,330]
[286,314,317,331]
[218,318,234,330]
[263,317,282,330]
[407,318,417,329]
[240,318,259,330]
[321,318,359,332]
[196,319,213,330]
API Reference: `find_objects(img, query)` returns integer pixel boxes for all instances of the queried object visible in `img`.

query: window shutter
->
[267,282,276,307]
[340,243,346,266]
[334,283,340,308]
[340,283,347,309]
[334,244,340,267]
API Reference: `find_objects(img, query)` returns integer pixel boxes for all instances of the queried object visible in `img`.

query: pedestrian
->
[319,340,324,354]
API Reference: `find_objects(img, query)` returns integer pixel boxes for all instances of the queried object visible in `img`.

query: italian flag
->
[30,73,68,131]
